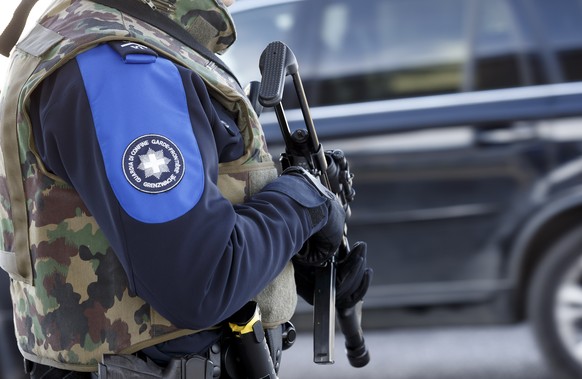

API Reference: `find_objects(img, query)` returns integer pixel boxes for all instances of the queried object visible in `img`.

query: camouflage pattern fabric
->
[149,0,236,54]
[0,0,295,372]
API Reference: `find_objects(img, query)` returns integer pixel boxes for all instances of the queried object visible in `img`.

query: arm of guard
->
[29,44,330,329]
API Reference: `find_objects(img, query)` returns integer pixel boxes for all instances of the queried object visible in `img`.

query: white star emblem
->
[138,148,170,179]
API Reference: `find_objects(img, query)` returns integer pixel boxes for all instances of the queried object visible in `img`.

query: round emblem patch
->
[122,134,185,194]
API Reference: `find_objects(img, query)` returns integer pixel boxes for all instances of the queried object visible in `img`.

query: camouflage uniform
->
[0,0,296,372]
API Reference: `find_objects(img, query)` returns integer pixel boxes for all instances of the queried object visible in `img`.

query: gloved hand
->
[282,166,346,266]
[335,241,373,309]
[294,241,372,308]
[325,149,355,207]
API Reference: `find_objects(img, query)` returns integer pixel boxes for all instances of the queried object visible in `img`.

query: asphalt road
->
[277,323,553,379]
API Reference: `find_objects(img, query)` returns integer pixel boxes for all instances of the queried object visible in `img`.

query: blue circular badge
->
[122,134,185,194]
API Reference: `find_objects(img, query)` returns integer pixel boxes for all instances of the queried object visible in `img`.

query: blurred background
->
[220,0,582,377]
[2,0,582,378]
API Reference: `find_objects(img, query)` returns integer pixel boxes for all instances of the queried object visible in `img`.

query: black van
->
[221,0,582,378]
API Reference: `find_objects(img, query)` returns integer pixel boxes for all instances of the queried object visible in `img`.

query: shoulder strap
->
[0,0,40,57]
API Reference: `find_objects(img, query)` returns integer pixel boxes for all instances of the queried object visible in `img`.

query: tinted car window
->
[311,0,467,106]
[529,0,582,82]
[472,0,542,90]
[223,0,578,109]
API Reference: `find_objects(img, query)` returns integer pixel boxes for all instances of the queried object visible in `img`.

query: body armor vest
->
[0,0,296,371]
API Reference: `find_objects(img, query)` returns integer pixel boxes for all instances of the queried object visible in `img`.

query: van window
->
[530,0,582,82]
[311,0,467,106]
[223,0,563,110]
[471,0,541,90]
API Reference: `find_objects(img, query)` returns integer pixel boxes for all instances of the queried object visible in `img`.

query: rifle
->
[256,41,369,368]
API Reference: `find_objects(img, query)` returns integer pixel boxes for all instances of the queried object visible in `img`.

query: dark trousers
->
[0,271,28,379]
[28,362,95,379]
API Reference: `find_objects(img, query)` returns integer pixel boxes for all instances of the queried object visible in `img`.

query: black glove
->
[294,241,372,308]
[325,149,355,207]
[282,166,346,266]
[335,241,373,309]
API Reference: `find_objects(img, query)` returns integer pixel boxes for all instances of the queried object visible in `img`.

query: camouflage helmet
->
[140,0,237,53]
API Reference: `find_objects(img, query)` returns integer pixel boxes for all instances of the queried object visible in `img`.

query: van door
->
[304,0,549,308]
